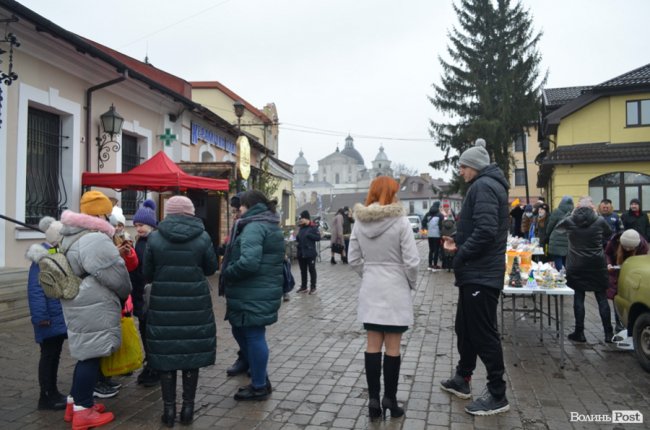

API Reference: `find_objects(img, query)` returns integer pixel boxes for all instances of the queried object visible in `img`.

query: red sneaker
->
[64,403,107,422]
[71,407,114,430]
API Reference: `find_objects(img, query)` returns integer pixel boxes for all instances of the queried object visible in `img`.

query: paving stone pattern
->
[1,240,648,429]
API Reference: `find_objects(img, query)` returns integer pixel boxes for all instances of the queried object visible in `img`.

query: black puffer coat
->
[621,210,650,241]
[453,164,510,289]
[143,215,218,371]
[296,222,321,259]
[556,206,612,292]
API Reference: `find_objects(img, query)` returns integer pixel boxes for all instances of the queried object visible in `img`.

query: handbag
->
[283,258,295,293]
[100,316,144,376]
[331,243,345,254]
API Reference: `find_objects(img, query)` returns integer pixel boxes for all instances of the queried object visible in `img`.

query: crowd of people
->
[23,153,650,426]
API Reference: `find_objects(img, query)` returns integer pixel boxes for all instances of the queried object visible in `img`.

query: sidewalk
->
[1,240,648,429]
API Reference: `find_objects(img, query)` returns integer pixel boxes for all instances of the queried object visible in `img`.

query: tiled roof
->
[537,141,650,187]
[295,192,368,219]
[543,86,592,110]
[85,39,192,99]
[595,63,650,89]
[542,142,650,164]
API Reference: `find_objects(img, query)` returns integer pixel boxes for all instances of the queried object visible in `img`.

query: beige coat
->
[330,213,344,246]
[348,203,420,326]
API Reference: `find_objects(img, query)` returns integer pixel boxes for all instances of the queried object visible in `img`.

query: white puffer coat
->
[348,203,420,326]
[59,210,132,361]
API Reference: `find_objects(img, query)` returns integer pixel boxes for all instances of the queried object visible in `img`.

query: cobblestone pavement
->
[1,240,649,429]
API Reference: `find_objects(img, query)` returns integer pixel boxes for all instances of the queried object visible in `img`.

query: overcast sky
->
[19,0,650,180]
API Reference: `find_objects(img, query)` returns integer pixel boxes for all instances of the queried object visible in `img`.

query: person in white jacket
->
[347,176,420,421]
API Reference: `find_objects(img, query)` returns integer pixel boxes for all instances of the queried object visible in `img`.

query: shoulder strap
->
[60,230,92,256]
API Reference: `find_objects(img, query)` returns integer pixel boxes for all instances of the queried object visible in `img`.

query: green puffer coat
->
[223,203,284,328]
[546,198,574,257]
[143,214,218,371]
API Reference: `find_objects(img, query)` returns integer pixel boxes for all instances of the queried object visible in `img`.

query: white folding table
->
[500,285,575,368]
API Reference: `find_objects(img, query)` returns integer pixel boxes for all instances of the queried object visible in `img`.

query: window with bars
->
[121,134,143,215]
[26,107,64,225]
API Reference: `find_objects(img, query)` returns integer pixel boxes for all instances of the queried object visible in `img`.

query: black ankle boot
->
[330,257,337,265]
[382,354,404,419]
[364,352,382,420]
[160,371,177,427]
[37,390,67,410]
[180,369,199,425]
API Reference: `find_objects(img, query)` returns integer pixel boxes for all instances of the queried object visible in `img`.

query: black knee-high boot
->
[160,371,177,427]
[364,352,382,420]
[382,354,404,418]
[180,369,199,425]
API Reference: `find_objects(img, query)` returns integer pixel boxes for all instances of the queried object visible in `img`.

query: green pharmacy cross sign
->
[159,128,177,146]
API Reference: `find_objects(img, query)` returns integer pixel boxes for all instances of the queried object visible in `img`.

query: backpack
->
[282,258,295,294]
[38,249,83,300]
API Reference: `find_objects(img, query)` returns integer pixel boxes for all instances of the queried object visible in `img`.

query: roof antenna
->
[144,41,150,64]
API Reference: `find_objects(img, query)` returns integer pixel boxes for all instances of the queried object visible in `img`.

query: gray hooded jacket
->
[59,210,131,361]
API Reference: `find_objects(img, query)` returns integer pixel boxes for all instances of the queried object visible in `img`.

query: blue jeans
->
[70,357,100,407]
[231,326,269,389]
[553,255,566,271]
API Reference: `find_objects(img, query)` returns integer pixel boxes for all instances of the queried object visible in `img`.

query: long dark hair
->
[239,190,277,213]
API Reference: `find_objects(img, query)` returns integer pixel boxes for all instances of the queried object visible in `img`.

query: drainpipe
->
[85,71,128,172]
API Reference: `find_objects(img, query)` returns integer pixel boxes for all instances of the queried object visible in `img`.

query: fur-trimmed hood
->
[353,203,406,239]
[25,243,49,263]
[60,210,115,238]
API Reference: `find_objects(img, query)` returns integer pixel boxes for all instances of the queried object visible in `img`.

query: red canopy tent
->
[82,150,229,191]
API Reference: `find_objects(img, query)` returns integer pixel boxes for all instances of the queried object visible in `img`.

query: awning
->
[82,151,229,192]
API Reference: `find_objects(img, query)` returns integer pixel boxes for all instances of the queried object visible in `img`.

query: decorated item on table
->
[508,256,524,288]
[526,270,537,288]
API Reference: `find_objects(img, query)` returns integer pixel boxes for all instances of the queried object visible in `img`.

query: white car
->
[407,215,421,233]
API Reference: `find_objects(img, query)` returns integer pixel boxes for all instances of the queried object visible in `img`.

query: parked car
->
[614,254,650,373]
[407,215,421,234]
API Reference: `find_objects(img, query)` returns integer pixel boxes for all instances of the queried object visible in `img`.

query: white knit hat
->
[109,205,126,226]
[620,229,641,250]
[39,216,63,246]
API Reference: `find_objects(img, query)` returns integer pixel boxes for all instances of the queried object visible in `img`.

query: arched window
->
[589,172,650,211]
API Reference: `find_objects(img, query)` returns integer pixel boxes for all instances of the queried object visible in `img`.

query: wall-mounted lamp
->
[233,100,245,120]
[96,104,124,170]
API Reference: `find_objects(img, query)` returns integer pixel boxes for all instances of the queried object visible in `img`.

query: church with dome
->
[293,135,394,207]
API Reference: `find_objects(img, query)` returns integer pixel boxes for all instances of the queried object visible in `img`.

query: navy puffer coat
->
[296,223,321,259]
[144,214,218,371]
[453,164,510,290]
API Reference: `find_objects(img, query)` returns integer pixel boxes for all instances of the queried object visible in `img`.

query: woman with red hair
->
[348,176,420,420]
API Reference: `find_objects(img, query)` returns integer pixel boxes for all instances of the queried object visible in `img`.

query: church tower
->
[369,145,393,178]
[293,150,311,185]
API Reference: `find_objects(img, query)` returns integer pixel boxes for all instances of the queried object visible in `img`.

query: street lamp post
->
[233,101,245,191]
[520,133,530,204]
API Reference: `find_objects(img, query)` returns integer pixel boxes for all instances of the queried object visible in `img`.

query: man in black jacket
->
[440,139,510,416]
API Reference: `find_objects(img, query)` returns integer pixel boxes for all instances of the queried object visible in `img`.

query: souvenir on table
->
[508,256,524,288]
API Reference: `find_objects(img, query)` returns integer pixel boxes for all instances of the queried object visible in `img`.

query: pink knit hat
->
[165,196,195,216]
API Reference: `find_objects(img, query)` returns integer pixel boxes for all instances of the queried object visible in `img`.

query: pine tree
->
[429,0,545,190]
